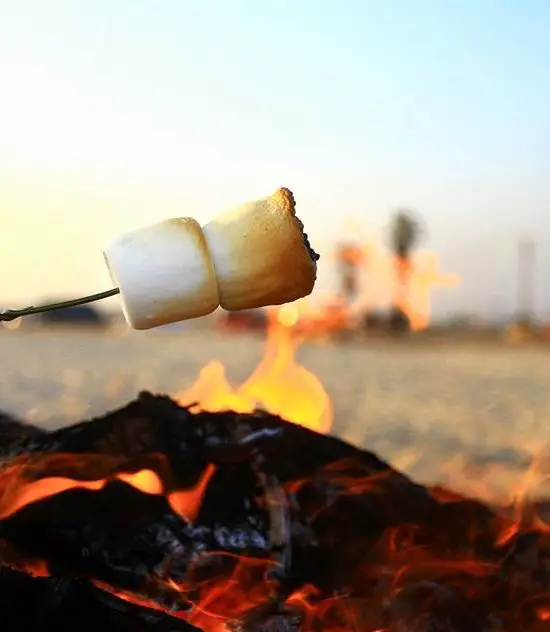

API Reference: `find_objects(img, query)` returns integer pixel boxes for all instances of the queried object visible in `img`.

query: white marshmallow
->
[103,218,219,330]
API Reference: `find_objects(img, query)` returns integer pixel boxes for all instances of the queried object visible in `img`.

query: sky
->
[1,0,550,320]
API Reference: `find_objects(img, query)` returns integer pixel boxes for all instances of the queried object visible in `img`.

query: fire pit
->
[1,312,549,631]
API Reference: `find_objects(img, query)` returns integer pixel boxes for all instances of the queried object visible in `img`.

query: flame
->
[0,460,216,525]
[178,307,333,435]
[405,251,461,331]
[332,238,461,332]
[335,242,367,266]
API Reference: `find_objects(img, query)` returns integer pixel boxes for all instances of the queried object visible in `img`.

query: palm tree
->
[388,209,422,333]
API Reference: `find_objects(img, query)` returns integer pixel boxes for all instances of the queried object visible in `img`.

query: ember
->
[0,391,549,632]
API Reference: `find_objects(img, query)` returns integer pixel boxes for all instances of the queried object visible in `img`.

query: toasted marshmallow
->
[202,187,318,311]
[103,218,219,330]
[103,188,319,330]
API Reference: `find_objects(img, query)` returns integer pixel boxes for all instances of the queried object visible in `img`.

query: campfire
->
[0,312,549,631]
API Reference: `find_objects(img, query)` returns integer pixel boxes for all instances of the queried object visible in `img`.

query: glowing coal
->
[0,393,549,632]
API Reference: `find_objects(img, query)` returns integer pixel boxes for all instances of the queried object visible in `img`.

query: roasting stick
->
[0,288,120,322]
[1,187,319,329]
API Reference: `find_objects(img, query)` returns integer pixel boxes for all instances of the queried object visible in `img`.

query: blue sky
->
[1,1,549,317]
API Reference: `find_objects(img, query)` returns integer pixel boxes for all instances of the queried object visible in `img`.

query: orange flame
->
[405,251,461,331]
[0,461,217,525]
[178,307,333,435]
[332,239,461,332]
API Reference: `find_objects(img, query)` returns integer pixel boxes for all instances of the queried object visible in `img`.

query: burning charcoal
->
[0,567,198,631]
[0,459,278,617]
[0,392,549,631]
[425,488,505,553]
[501,530,550,596]
[235,614,302,632]
[383,581,486,632]
[0,483,194,597]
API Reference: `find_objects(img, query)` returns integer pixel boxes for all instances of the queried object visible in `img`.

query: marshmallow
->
[103,218,219,330]
[203,188,318,311]
[103,188,319,330]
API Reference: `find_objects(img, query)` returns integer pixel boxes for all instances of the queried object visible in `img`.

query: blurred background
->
[1,0,550,501]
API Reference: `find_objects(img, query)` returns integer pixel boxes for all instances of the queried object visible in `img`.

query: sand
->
[1,326,549,499]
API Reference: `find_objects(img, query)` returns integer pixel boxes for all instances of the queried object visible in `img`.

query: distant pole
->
[517,238,536,323]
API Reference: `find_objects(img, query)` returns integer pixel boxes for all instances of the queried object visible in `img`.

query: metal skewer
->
[0,288,120,322]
